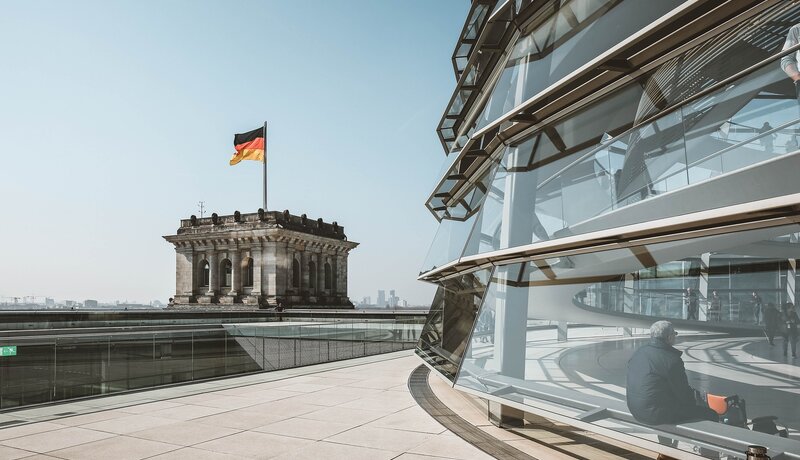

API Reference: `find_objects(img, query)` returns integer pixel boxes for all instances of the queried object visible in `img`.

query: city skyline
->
[0,1,468,306]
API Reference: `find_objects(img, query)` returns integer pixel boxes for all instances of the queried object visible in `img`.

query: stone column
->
[307,252,317,295]
[252,244,263,295]
[288,249,297,292]
[332,254,342,295]
[276,241,289,297]
[207,249,218,296]
[175,247,194,299]
[262,241,278,298]
[339,252,348,297]
[230,248,241,296]
[301,249,310,296]
[318,251,325,296]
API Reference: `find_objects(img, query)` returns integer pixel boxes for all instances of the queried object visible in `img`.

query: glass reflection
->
[421,163,500,274]
[455,46,800,261]
[416,269,491,381]
[453,225,800,458]
[474,0,683,133]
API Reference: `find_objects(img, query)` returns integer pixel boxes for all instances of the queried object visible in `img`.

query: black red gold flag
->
[230,127,265,166]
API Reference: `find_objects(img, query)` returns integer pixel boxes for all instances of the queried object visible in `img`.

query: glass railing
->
[0,318,425,411]
[576,285,785,326]
[537,52,800,230]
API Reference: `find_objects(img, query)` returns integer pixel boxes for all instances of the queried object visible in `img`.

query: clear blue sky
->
[0,0,467,305]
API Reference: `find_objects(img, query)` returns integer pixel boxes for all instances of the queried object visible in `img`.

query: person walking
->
[782,302,799,358]
[758,122,776,154]
[685,288,699,320]
[708,290,722,322]
[751,291,763,324]
[764,303,780,346]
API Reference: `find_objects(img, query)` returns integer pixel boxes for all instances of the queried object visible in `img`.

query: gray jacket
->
[781,24,800,73]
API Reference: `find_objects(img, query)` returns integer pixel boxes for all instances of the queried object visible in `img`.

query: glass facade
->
[418,1,800,458]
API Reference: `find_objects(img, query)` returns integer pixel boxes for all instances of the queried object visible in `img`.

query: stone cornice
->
[163,227,358,252]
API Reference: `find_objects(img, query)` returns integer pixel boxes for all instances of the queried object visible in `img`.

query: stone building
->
[163,209,358,309]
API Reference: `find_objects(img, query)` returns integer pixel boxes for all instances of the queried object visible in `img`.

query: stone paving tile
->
[297,406,385,425]
[226,389,304,403]
[2,427,115,453]
[80,414,177,434]
[245,399,325,418]
[0,444,37,459]
[337,394,417,413]
[193,430,311,459]
[148,446,249,459]
[408,434,497,460]
[147,404,230,421]
[392,454,467,460]
[127,420,241,446]
[0,422,67,441]
[253,417,356,440]
[190,395,257,410]
[324,425,434,452]
[268,383,335,393]
[343,378,406,390]
[365,406,447,434]
[270,440,400,460]
[47,435,180,460]
[298,376,361,386]
[274,388,367,407]
[116,400,184,415]
[193,409,288,430]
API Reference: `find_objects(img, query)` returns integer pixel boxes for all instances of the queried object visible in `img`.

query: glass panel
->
[455,30,800,258]
[55,336,109,400]
[455,224,800,458]
[0,337,55,409]
[421,163,500,274]
[151,331,191,386]
[192,331,227,380]
[475,0,682,130]
[416,269,492,381]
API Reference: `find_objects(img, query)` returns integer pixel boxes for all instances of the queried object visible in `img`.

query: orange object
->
[707,393,728,415]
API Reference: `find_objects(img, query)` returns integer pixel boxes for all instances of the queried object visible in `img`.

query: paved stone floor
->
[0,352,497,460]
[0,349,665,460]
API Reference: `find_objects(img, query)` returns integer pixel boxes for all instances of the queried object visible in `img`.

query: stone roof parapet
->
[176,209,347,241]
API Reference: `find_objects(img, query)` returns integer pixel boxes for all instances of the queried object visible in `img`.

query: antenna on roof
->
[197,201,206,218]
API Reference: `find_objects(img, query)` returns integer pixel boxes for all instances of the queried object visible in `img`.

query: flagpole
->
[263,121,268,211]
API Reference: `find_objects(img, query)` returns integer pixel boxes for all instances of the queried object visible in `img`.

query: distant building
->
[65,300,75,307]
[377,290,386,307]
[389,290,398,308]
[45,298,55,308]
[164,210,358,309]
[84,299,98,308]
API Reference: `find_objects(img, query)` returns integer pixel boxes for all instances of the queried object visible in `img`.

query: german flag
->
[230,127,265,166]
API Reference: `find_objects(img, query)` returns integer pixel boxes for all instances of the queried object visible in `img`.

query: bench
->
[458,366,800,459]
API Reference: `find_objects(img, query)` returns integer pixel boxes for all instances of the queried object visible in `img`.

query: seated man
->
[626,321,717,425]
